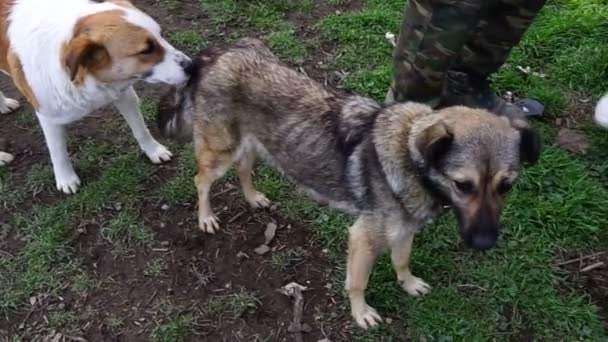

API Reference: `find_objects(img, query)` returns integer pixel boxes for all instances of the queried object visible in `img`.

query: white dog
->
[595,95,608,128]
[0,0,192,193]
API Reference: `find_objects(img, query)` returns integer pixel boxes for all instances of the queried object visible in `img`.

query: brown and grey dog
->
[158,38,541,329]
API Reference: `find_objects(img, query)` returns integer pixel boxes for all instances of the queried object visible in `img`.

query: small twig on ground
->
[211,187,234,200]
[556,252,605,266]
[581,261,605,273]
[144,290,159,307]
[228,210,246,223]
[456,284,488,291]
[278,282,309,342]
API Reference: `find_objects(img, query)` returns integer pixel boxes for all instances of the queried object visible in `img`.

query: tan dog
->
[158,38,541,329]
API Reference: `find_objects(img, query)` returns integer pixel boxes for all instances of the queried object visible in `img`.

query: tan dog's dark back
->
[158,38,541,329]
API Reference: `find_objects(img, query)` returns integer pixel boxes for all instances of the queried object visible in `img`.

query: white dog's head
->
[62,2,192,86]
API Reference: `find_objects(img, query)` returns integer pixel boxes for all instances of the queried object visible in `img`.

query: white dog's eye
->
[139,39,155,55]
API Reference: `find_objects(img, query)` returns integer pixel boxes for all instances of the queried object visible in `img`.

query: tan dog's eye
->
[497,180,513,194]
[454,180,474,194]
[139,39,155,55]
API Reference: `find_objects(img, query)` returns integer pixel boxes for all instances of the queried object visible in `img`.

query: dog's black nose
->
[180,59,194,76]
[470,232,497,251]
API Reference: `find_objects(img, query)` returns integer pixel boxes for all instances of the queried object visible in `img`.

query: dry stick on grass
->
[556,252,605,266]
[581,262,605,273]
[278,282,309,342]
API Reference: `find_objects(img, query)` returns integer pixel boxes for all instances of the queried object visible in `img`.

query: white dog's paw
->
[400,276,431,297]
[0,151,14,166]
[246,191,271,209]
[199,214,220,234]
[0,98,20,114]
[55,172,81,194]
[144,143,173,164]
[352,303,382,330]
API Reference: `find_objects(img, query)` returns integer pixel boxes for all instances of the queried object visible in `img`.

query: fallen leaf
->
[264,222,278,245]
[254,244,270,255]
[556,128,590,155]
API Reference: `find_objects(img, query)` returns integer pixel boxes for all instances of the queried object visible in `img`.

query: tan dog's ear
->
[509,118,541,165]
[64,37,110,82]
[518,126,541,165]
[416,122,454,167]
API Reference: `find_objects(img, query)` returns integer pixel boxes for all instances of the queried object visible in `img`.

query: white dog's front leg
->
[37,115,80,194]
[114,87,172,164]
[0,151,14,166]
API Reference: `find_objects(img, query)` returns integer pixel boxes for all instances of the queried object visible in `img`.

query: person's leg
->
[442,0,547,117]
[388,0,487,106]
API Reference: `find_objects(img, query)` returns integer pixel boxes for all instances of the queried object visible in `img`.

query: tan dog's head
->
[414,107,541,251]
[62,2,192,86]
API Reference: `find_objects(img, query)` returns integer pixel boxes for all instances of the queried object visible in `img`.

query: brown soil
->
[560,252,608,330]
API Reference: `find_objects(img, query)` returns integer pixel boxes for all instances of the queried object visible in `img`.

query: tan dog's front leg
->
[346,216,383,329]
[391,233,431,296]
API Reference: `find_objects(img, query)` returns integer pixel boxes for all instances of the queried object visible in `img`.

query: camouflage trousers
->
[389,0,546,105]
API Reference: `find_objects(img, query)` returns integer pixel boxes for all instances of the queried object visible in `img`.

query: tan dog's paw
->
[352,303,382,330]
[0,151,14,166]
[400,276,431,297]
[0,98,20,114]
[246,191,271,209]
[199,214,220,234]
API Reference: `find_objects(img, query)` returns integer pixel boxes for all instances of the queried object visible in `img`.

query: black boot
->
[441,70,530,120]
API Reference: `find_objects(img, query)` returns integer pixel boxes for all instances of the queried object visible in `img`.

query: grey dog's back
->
[160,38,384,211]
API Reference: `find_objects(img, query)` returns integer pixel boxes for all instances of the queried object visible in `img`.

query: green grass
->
[169,30,207,53]
[203,289,260,319]
[159,144,197,204]
[266,29,308,64]
[152,315,193,342]
[101,210,154,255]
[144,258,169,277]
[201,0,310,63]
[268,246,308,272]
[0,148,154,311]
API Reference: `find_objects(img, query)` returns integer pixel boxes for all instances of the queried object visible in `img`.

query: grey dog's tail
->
[157,86,193,142]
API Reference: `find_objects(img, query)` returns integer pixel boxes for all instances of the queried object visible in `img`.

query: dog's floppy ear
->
[64,37,110,82]
[519,126,541,165]
[509,118,541,165]
[415,122,454,167]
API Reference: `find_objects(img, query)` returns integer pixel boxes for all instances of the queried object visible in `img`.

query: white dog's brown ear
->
[64,37,110,82]
[416,122,454,166]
